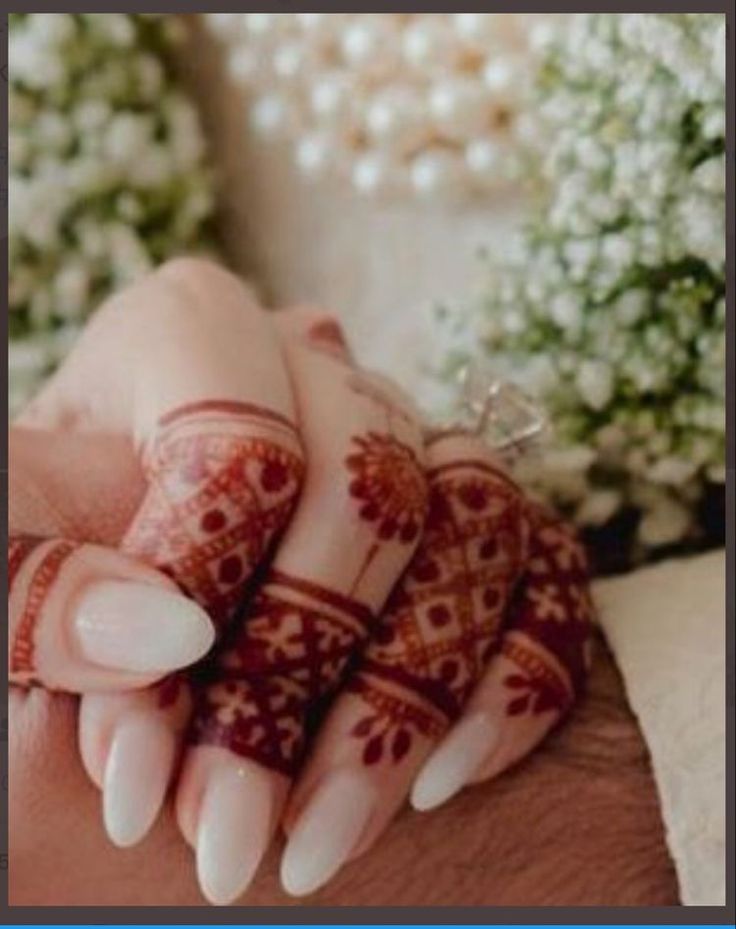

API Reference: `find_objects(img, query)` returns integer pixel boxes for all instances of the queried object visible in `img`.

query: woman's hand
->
[12,257,306,850]
[278,428,594,895]
[10,258,595,906]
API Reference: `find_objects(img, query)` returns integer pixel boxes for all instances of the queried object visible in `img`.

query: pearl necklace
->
[205,13,557,199]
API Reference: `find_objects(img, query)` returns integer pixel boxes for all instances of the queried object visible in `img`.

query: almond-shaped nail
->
[281,770,375,897]
[74,580,214,673]
[411,713,498,812]
[197,760,274,906]
[103,712,177,847]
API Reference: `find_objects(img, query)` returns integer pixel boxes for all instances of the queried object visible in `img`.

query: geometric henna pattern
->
[192,569,374,776]
[499,503,594,718]
[8,535,77,683]
[121,400,304,711]
[122,400,304,627]
[347,457,530,765]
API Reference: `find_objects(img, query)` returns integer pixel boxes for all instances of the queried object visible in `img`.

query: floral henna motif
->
[8,535,77,683]
[346,432,425,545]
[348,458,529,765]
[500,504,594,718]
[192,570,374,775]
[345,429,427,594]
[123,400,304,626]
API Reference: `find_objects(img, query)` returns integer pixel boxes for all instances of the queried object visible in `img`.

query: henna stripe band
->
[427,458,523,495]
[8,535,44,589]
[158,399,298,435]
[266,569,373,626]
[11,540,76,674]
[356,658,463,722]
[502,632,573,706]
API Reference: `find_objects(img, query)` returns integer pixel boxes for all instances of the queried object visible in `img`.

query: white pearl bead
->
[309,72,350,121]
[483,58,517,96]
[365,88,428,153]
[249,94,290,137]
[465,138,501,176]
[453,13,498,44]
[295,132,332,177]
[296,13,327,31]
[402,18,457,70]
[244,13,275,37]
[410,150,461,198]
[429,79,490,140]
[227,46,259,85]
[208,12,552,201]
[273,42,305,81]
[341,17,398,74]
[207,14,242,39]
[352,151,390,195]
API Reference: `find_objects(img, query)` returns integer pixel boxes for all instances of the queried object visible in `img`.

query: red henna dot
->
[218,555,243,585]
[428,604,451,628]
[412,559,439,583]
[360,502,380,521]
[400,519,419,543]
[479,538,498,560]
[378,517,397,540]
[459,483,488,511]
[201,509,226,533]
[440,659,459,682]
[483,587,500,609]
[363,735,384,765]
[261,459,288,492]
[375,624,395,645]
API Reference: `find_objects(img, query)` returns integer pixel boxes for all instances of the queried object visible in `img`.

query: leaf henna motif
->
[499,503,594,719]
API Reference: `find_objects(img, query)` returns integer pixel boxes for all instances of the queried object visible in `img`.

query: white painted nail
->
[281,770,375,897]
[410,713,499,812]
[103,713,177,847]
[75,580,214,673]
[196,761,274,906]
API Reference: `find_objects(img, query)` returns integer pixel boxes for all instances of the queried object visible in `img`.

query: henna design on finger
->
[348,458,529,765]
[123,401,304,626]
[346,431,426,593]
[500,505,594,719]
[9,535,77,683]
[192,570,374,775]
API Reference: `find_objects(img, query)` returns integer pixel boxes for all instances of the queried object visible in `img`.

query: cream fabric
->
[594,552,726,905]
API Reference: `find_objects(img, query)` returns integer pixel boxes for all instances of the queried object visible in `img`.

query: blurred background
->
[7,13,726,569]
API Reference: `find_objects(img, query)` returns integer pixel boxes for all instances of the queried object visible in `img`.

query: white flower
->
[576,360,614,411]
[454,14,725,559]
[8,13,214,414]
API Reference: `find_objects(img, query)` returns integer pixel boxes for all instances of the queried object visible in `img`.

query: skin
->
[8,638,678,906]
[8,260,670,905]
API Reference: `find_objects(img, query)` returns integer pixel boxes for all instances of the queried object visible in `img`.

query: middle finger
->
[176,336,429,905]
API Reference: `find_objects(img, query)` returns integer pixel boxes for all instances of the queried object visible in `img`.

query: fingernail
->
[281,770,375,897]
[75,580,214,673]
[411,713,498,812]
[197,761,273,906]
[103,713,176,847]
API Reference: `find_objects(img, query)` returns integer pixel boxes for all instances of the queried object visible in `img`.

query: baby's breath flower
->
[8,13,215,415]
[448,13,725,560]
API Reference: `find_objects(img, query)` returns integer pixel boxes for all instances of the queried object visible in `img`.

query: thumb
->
[8,536,215,693]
